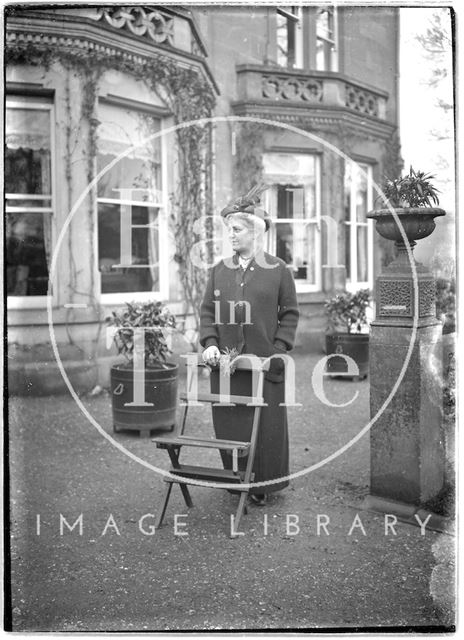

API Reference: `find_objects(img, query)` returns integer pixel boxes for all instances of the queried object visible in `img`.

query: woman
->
[199,185,299,505]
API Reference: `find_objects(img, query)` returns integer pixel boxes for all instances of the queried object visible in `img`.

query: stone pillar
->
[367,225,445,510]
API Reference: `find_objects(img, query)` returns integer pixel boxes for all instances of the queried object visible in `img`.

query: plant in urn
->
[367,167,446,326]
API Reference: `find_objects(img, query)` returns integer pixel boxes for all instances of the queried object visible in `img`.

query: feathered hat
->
[220,183,271,231]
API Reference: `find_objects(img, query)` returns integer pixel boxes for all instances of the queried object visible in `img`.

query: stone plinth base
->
[361,495,454,535]
[369,322,445,506]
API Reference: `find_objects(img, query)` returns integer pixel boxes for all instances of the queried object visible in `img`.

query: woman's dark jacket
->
[199,251,299,381]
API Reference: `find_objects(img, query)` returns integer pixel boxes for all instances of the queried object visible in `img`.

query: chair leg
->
[166,446,193,508]
[179,482,193,508]
[155,481,173,529]
[230,491,248,538]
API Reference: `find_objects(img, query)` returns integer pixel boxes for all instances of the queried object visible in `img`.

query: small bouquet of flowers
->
[218,347,240,376]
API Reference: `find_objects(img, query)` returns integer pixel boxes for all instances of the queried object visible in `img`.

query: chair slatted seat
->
[179,392,265,405]
[155,435,251,454]
[167,465,248,483]
[152,356,266,537]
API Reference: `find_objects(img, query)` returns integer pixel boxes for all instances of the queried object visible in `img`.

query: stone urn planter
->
[368,166,446,253]
[324,288,371,380]
[106,301,178,437]
[367,168,446,326]
[366,207,446,248]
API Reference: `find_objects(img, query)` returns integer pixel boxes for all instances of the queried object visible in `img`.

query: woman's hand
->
[202,345,221,366]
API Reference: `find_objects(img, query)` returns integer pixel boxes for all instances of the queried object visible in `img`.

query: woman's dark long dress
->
[210,367,289,493]
[199,250,299,496]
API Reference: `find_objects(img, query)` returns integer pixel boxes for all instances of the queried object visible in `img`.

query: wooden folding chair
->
[152,355,266,537]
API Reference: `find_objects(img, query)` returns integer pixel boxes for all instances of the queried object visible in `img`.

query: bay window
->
[6,98,54,304]
[344,162,374,291]
[263,153,321,292]
[97,101,167,300]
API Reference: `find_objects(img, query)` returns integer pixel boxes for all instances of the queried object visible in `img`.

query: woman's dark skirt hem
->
[210,368,290,496]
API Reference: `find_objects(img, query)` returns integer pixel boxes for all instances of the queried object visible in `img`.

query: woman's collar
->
[233,249,266,267]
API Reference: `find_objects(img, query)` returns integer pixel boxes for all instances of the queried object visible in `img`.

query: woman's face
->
[227,219,255,255]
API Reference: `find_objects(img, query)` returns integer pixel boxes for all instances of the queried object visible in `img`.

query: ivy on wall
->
[233,122,266,193]
[6,42,216,343]
[380,129,404,267]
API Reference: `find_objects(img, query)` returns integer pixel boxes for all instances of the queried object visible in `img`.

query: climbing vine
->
[233,122,266,193]
[379,129,404,267]
[6,41,216,343]
[382,129,404,181]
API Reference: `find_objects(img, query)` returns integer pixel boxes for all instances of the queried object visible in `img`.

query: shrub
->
[324,289,371,334]
[106,301,177,367]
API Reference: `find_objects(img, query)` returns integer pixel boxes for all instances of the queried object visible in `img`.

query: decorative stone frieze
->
[345,83,379,117]
[378,280,412,317]
[91,7,175,47]
[378,279,437,319]
[262,74,323,102]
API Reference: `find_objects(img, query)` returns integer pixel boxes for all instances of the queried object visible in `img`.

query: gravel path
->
[7,349,450,631]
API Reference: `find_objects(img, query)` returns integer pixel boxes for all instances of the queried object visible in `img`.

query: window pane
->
[316,9,334,71]
[276,222,316,284]
[97,103,161,200]
[345,162,372,285]
[355,166,368,222]
[6,213,49,296]
[5,108,51,196]
[345,225,351,281]
[98,203,160,294]
[344,163,352,221]
[276,7,301,67]
[357,226,368,282]
[277,12,290,67]
[276,185,304,219]
[263,153,316,187]
[316,39,332,71]
[344,162,352,281]
[316,9,333,40]
[6,198,52,209]
[264,152,319,286]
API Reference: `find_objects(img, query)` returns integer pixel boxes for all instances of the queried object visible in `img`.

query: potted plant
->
[324,288,371,379]
[107,301,178,437]
[367,166,446,249]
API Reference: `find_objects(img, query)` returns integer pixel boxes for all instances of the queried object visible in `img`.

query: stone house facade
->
[5,5,400,393]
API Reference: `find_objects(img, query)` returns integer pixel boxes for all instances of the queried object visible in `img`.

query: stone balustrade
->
[236,65,388,119]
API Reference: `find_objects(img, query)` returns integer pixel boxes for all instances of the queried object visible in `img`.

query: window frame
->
[6,98,56,309]
[344,162,374,293]
[263,152,322,293]
[315,6,338,72]
[96,101,170,305]
[276,6,304,69]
